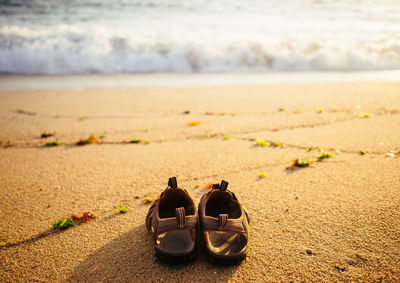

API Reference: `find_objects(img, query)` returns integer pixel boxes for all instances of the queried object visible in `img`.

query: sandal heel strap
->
[218,214,228,230]
[176,207,186,228]
[168,177,177,188]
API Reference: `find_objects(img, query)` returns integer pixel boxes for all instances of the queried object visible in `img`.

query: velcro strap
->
[211,180,228,191]
[212,183,220,189]
[168,177,177,188]
[176,207,185,228]
[218,214,228,230]
[220,180,229,191]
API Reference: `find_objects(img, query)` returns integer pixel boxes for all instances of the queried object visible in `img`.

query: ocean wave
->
[1,26,400,74]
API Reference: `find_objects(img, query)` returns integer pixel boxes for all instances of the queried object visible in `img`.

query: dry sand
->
[0,81,399,282]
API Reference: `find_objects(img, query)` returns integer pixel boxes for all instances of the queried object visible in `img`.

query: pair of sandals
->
[146,177,250,264]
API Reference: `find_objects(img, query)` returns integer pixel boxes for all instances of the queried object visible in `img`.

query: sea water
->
[1,0,400,74]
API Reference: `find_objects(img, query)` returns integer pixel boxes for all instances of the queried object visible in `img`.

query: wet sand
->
[0,81,399,282]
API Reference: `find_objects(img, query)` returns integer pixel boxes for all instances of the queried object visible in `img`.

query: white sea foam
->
[1,25,400,74]
[1,0,400,74]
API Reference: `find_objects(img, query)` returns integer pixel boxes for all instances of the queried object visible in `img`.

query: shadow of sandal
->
[67,224,238,282]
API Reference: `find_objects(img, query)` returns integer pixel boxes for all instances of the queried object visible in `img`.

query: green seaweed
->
[223,135,231,140]
[278,107,285,111]
[128,138,150,144]
[99,135,105,139]
[360,150,367,155]
[255,139,270,147]
[76,135,98,146]
[143,197,153,204]
[317,108,324,113]
[359,112,371,118]
[45,141,60,147]
[78,117,85,121]
[258,172,266,178]
[270,141,282,147]
[318,151,333,160]
[51,218,74,230]
[187,121,200,126]
[116,205,128,213]
[292,159,314,167]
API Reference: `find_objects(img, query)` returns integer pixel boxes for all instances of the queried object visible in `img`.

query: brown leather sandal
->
[145,177,197,264]
[198,180,250,264]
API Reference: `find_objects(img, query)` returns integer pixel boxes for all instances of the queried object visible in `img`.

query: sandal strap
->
[176,207,185,228]
[218,214,228,230]
[201,215,247,233]
[168,177,177,188]
[161,176,190,197]
[156,215,197,234]
[210,180,237,200]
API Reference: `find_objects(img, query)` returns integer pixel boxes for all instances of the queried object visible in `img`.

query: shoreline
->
[1,70,400,91]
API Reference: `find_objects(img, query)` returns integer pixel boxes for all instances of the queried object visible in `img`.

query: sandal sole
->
[155,248,196,265]
[206,250,246,265]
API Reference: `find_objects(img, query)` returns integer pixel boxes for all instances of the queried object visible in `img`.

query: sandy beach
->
[0,80,399,282]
